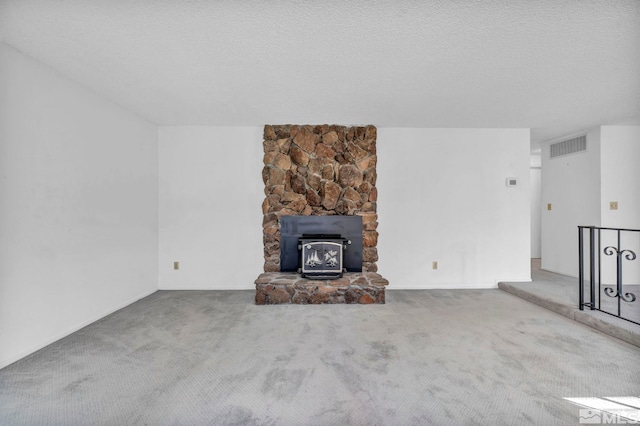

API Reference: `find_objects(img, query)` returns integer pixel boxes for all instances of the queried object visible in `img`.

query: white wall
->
[540,125,640,278]
[540,128,601,277]
[599,126,640,286]
[0,44,158,368]
[159,126,530,290]
[376,128,531,288]
[600,126,640,229]
[530,154,542,258]
[158,126,264,289]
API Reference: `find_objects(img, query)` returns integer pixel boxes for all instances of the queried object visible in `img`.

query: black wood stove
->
[279,216,363,279]
[298,234,350,279]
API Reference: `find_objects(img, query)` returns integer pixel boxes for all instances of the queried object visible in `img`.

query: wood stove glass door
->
[301,242,343,275]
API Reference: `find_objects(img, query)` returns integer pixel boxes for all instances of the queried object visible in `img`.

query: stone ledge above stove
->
[255,272,389,305]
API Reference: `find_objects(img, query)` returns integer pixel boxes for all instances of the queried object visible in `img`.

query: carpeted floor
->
[1,289,639,425]
[500,261,640,347]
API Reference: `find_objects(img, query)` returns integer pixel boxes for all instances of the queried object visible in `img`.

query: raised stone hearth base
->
[255,272,389,304]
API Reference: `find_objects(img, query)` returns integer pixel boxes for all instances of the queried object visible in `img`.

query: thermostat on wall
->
[506,178,518,187]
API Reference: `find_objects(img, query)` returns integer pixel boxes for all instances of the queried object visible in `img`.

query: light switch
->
[610,201,618,210]
[547,203,552,211]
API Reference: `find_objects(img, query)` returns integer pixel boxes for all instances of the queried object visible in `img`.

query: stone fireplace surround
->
[255,124,389,304]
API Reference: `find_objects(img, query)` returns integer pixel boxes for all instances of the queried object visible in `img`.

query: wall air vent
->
[550,135,587,158]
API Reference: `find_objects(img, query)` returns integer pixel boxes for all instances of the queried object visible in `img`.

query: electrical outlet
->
[174,261,180,270]
[610,201,618,210]
[432,261,438,270]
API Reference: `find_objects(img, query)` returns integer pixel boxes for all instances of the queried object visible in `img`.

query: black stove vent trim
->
[280,216,363,273]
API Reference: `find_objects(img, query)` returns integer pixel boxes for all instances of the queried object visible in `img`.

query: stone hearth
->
[256,124,389,304]
[255,272,389,304]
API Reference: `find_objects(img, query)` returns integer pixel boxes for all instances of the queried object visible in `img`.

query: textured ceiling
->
[1,0,639,146]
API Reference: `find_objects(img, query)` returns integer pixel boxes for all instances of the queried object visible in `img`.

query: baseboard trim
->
[158,286,254,291]
[387,285,498,290]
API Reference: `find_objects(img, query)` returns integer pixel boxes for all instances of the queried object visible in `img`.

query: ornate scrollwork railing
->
[603,286,636,303]
[578,226,639,326]
[603,246,637,303]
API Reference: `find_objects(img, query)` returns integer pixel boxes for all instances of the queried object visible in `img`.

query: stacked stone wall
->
[262,124,379,273]
[255,272,388,304]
